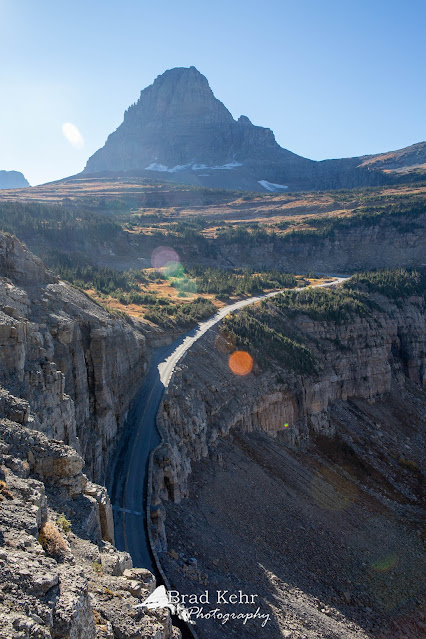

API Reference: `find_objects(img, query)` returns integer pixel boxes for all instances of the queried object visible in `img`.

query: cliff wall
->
[150,285,425,637]
[152,288,425,548]
[0,233,181,638]
[214,217,426,272]
[0,232,147,482]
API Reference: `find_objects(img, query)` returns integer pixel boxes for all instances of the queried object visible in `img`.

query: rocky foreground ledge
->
[0,419,179,638]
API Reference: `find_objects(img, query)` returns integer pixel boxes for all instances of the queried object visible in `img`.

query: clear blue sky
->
[1,0,425,185]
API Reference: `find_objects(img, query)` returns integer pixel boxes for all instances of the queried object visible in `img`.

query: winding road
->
[107,277,347,572]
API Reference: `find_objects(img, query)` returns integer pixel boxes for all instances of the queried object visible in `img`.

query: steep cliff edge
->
[0,232,146,482]
[153,285,425,517]
[151,279,425,637]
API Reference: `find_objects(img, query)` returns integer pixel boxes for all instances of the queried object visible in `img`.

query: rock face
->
[0,233,180,638]
[0,171,30,189]
[84,66,424,192]
[85,66,313,191]
[150,288,425,638]
[0,232,146,482]
[151,288,425,542]
[213,215,426,271]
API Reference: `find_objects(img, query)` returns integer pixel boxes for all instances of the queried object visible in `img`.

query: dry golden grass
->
[0,479,13,501]
[38,521,68,558]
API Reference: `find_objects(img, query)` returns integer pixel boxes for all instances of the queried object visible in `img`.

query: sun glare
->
[228,351,253,376]
[62,122,85,150]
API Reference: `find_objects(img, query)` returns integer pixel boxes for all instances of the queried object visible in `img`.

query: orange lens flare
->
[228,351,253,376]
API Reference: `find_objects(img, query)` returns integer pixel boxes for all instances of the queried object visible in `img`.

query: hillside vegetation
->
[0,182,424,328]
[343,267,426,300]
[221,269,425,374]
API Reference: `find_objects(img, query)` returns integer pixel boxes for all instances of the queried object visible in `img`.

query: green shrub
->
[56,513,72,533]
[272,286,374,323]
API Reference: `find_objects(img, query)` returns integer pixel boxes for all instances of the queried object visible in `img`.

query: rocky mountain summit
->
[84,66,425,192]
[0,171,29,189]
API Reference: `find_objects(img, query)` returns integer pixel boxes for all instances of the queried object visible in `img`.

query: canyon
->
[0,166,424,638]
[0,209,425,638]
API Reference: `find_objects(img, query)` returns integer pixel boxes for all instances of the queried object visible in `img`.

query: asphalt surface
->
[107,278,347,572]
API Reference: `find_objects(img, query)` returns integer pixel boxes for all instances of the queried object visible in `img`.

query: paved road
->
[107,277,347,572]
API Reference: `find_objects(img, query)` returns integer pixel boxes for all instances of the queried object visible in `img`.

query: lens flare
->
[371,553,399,573]
[164,261,184,279]
[151,246,180,271]
[367,549,414,612]
[228,351,253,376]
[62,122,84,149]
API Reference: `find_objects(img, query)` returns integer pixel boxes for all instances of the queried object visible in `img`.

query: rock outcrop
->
[0,171,29,190]
[0,419,179,639]
[84,66,424,192]
[0,232,146,482]
[213,214,426,271]
[152,290,425,529]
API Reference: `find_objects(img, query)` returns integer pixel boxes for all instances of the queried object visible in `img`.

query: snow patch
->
[258,180,288,192]
[192,161,243,171]
[145,161,243,173]
[145,162,192,173]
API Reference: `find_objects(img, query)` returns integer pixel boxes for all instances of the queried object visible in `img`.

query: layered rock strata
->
[0,232,180,637]
[0,232,146,482]
[152,291,425,537]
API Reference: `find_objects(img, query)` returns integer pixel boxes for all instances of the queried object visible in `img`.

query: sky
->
[0,0,425,186]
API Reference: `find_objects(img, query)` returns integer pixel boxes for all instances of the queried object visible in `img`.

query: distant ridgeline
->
[0,170,29,189]
[84,66,426,192]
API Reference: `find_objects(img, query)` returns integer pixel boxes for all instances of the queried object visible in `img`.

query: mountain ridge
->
[84,66,425,192]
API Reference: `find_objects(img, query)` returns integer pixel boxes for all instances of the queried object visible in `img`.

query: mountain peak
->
[153,65,204,79]
[84,67,417,192]
[148,66,211,95]
[127,65,233,127]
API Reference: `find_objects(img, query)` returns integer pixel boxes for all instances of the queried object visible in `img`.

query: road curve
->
[107,277,348,572]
